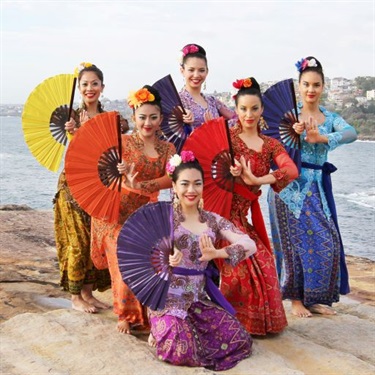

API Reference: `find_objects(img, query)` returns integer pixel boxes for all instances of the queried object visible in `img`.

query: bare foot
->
[148,333,156,347]
[82,295,111,310]
[308,304,337,315]
[291,300,312,318]
[117,320,131,334]
[71,295,98,314]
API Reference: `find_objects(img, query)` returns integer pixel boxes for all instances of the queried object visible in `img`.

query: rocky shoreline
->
[1,205,374,375]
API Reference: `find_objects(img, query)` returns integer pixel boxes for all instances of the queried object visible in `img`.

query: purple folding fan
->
[262,78,301,171]
[152,74,191,154]
[117,201,174,311]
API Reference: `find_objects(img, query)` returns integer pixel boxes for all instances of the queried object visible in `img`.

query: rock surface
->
[1,206,374,375]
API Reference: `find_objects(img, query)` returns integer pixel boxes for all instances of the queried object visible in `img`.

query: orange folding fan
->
[65,111,122,223]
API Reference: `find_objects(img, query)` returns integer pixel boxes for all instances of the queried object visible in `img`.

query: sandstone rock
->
[1,208,374,375]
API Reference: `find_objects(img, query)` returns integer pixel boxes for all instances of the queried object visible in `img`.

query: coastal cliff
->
[0,206,374,375]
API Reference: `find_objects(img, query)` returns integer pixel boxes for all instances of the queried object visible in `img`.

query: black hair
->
[234,77,263,106]
[78,64,104,83]
[298,56,325,84]
[180,43,208,67]
[171,159,204,183]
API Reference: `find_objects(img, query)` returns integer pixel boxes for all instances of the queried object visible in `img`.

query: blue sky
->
[1,0,374,103]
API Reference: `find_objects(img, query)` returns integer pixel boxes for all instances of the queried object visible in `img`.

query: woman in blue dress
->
[268,56,357,318]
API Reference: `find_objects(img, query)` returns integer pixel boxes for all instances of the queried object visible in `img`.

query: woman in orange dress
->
[91,85,176,333]
[216,77,299,335]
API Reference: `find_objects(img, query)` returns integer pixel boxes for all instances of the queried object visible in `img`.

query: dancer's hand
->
[292,121,305,135]
[203,110,214,122]
[230,159,242,178]
[117,162,139,188]
[305,116,325,144]
[182,108,194,124]
[199,234,217,261]
[169,248,183,267]
[65,118,77,135]
[79,110,90,124]
[239,156,260,186]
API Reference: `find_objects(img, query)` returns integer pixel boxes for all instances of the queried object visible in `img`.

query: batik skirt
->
[268,182,341,306]
[149,301,252,371]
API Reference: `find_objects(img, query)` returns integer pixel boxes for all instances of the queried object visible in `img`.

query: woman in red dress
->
[217,77,299,335]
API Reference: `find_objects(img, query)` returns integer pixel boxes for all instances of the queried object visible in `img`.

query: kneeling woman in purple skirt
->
[148,151,256,371]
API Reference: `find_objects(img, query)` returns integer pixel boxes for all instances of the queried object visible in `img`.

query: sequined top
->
[278,104,357,218]
[179,88,237,129]
[150,210,255,319]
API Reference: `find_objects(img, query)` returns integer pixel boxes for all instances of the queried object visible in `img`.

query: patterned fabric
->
[54,172,111,294]
[179,88,236,129]
[149,210,254,370]
[269,182,340,306]
[267,105,357,305]
[91,132,175,325]
[53,108,111,295]
[150,302,252,371]
[215,123,297,335]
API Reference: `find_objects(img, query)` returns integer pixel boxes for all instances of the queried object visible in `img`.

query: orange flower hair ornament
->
[127,88,155,109]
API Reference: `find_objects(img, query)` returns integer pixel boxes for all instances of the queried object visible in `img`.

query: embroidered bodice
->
[179,88,236,129]
[153,210,254,319]
[277,104,357,218]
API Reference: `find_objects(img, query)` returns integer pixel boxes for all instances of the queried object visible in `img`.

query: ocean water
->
[1,116,374,260]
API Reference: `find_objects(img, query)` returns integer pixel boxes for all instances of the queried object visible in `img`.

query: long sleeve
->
[270,152,299,193]
[268,138,299,193]
[326,113,357,151]
[214,214,256,266]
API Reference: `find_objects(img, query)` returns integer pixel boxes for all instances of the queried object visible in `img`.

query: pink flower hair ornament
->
[179,44,200,65]
[182,44,199,57]
[166,150,196,177]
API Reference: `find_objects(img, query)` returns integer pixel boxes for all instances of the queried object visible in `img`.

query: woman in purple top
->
[179,43,237,129]
[147,151,255,371]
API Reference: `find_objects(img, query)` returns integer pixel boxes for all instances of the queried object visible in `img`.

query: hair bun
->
[142,85,161,103]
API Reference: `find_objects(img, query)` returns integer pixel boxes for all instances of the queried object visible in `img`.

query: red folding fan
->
[182,117,234,218]
[65,111,123,223]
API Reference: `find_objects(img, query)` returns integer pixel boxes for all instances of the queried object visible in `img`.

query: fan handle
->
[166,74,187,116]
[290,79,299,123]
[68,77,77,120]
[224,119,235,166]
[116,113,123,192]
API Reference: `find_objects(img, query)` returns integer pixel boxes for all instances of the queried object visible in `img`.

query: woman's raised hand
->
[79,110,90,125]
[304,116,323,144]
[182,108,194,124]
[230,159,242,178]
[65,118,77,135]
[239,155,259,186]
[203,110,214,122]
[117,161,139,189]
[169,248,183,267]
[198,234,217,262]
[292,121,305,135]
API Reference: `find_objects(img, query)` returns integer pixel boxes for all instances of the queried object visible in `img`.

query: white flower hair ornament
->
[166,151,195,177]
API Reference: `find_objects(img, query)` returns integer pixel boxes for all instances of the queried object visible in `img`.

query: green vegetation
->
[355,76,375,92]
